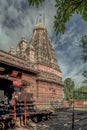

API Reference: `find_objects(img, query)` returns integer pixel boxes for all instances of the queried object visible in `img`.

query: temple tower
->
[15,19,64,109]
[29,22,60,70]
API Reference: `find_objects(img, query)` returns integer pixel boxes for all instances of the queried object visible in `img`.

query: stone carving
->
[16,36,28,59]
[9,48,15,55]
[16,22,60,71]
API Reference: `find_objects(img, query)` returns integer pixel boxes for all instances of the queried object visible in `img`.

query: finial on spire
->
[39,13,42,23]
[21,36,27,42]
[36,13,45,24]
[43,13,45,24]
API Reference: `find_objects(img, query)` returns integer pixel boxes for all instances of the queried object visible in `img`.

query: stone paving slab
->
[7,110,87,130]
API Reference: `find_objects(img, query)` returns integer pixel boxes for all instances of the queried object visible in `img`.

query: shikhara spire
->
[16,16,60,70]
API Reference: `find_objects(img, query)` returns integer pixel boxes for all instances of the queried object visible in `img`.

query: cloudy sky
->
[0,0,87,87]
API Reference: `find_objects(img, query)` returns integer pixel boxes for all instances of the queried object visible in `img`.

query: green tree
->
[64,78,75,101]
[80,35,87,83]
[75,85,87,100]
[28,0,87,34]
[81,35,87,63]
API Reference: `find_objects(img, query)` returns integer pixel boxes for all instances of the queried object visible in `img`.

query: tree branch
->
[62,0,85,21]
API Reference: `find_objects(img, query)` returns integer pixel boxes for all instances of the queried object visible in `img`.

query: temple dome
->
[16,36,28,50]
[34,23,46,29]
[16,36,28,58]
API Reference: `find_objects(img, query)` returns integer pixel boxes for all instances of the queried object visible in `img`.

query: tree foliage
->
[28,0,44,8]
[28,0,87,34]
[64,78,75,101]
[80,35,87,63]
[64,78,87,101]
[74,85,87,100]
[80,35,87,83]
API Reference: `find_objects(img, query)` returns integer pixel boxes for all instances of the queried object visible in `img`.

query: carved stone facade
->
[0,22,64,109]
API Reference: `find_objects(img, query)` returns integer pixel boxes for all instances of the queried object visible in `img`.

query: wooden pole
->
[24,92,26,125]
[72,92,74,130]
[13,92,16,126]
[72,102,74,130]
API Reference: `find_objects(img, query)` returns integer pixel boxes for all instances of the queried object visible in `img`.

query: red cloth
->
[13,80,21,87]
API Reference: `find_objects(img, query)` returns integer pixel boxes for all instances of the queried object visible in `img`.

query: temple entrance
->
[0,77,14,100]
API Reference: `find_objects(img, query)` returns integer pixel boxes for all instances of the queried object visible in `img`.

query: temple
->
[0,21,64,109]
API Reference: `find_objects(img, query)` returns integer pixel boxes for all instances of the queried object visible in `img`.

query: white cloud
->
[0,0,56,50]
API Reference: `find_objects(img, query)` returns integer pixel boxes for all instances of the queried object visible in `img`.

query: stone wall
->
[21,73,63,110]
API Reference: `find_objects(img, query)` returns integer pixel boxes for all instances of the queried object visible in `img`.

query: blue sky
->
[0,0,87,87]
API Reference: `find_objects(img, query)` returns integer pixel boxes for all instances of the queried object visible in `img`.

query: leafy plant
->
[28,0,87,34]
[80,35,87,83]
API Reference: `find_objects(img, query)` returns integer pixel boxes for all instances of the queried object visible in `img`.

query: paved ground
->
[7,109,87,130]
